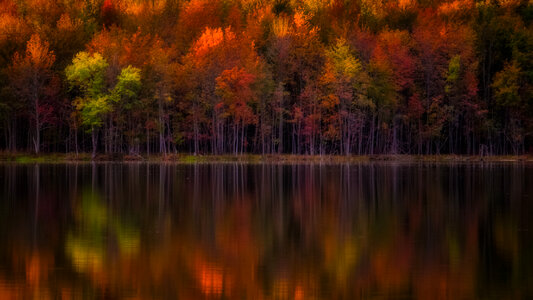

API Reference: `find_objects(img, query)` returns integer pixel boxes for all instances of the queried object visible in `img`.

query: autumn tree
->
[215,66,258,154]
[8,34,56,153]
[267,11,325,154]
[320,38,371,154]
[492,61,527,154]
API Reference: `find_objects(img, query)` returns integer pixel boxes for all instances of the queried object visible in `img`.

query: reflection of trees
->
[65,188,140,282]
[0,163,532,298]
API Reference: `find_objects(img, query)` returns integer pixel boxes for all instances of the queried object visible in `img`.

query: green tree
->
[492,61,526,153]
[65,51,109,158]
[111,66,142,153]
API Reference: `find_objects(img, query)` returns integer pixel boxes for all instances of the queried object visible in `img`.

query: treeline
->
[0,0,532,156]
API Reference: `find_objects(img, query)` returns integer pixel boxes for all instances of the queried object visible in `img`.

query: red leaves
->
[407,93,424,120]
[373,30,416,92]
[101,0,118,27]
[215,66,257,126]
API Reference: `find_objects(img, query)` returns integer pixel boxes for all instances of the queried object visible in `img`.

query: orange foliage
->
[192,27,233,56]
[24,34,55,69]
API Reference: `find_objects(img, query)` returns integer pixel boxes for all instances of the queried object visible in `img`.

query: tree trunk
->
[75,128,79,157]
[159,97,166,156]
[33,95,40,154]
[91,127,98,159]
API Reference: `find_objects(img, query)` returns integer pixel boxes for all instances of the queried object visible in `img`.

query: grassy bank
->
[0,152,532,163]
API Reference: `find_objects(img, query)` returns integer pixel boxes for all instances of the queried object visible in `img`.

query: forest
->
[0,0,532,156]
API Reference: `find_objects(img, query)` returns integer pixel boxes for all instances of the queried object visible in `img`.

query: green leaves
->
[111,66,141,108]
[66,52,109,130]
[492,61,522,108]
[73,95,111,128]
[66,52,141,129]
[65,52,108,99]
[113,66,141,101]
[445,55,461,94]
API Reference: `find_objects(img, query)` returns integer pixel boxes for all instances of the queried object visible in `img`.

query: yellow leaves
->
[272,17,290,37]
[327,38,362,80]
[272,11,317,38]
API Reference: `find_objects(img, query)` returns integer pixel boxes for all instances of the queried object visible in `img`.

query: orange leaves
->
[192,27,234,57]
[438,0,475,17]
[187,25,260,80]
[121,30,152,68]
[216,67,256,98]
[372,30,415,91]
[293,11,308,29]
[10,33,55,77]
[0,1,30,45]
[272,10,318,39]
[215,66,257,125]
[87,28,119,61]
[88,27,154,70]
[25,34,55,69]
[397,0,415,10]
[179,0,227,42]
[56,13,81,32]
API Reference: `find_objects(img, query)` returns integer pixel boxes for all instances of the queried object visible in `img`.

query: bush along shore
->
[0,152,532,164]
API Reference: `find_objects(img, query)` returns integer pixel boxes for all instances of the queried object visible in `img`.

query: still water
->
[0,162,532,299]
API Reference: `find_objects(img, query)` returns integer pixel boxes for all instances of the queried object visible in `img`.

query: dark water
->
[0,163,532,299]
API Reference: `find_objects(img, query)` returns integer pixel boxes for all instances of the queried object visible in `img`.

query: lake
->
[0,162,532,298]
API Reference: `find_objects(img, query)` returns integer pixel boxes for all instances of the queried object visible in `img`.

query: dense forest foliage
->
[0,0,532,156]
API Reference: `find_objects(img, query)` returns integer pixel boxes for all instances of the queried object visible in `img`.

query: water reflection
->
[0,163,532,298]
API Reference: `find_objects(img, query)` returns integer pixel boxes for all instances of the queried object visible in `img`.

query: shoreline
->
[0,152,532,163]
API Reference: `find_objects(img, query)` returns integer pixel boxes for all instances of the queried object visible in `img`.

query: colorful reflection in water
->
[0,163,532,298]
